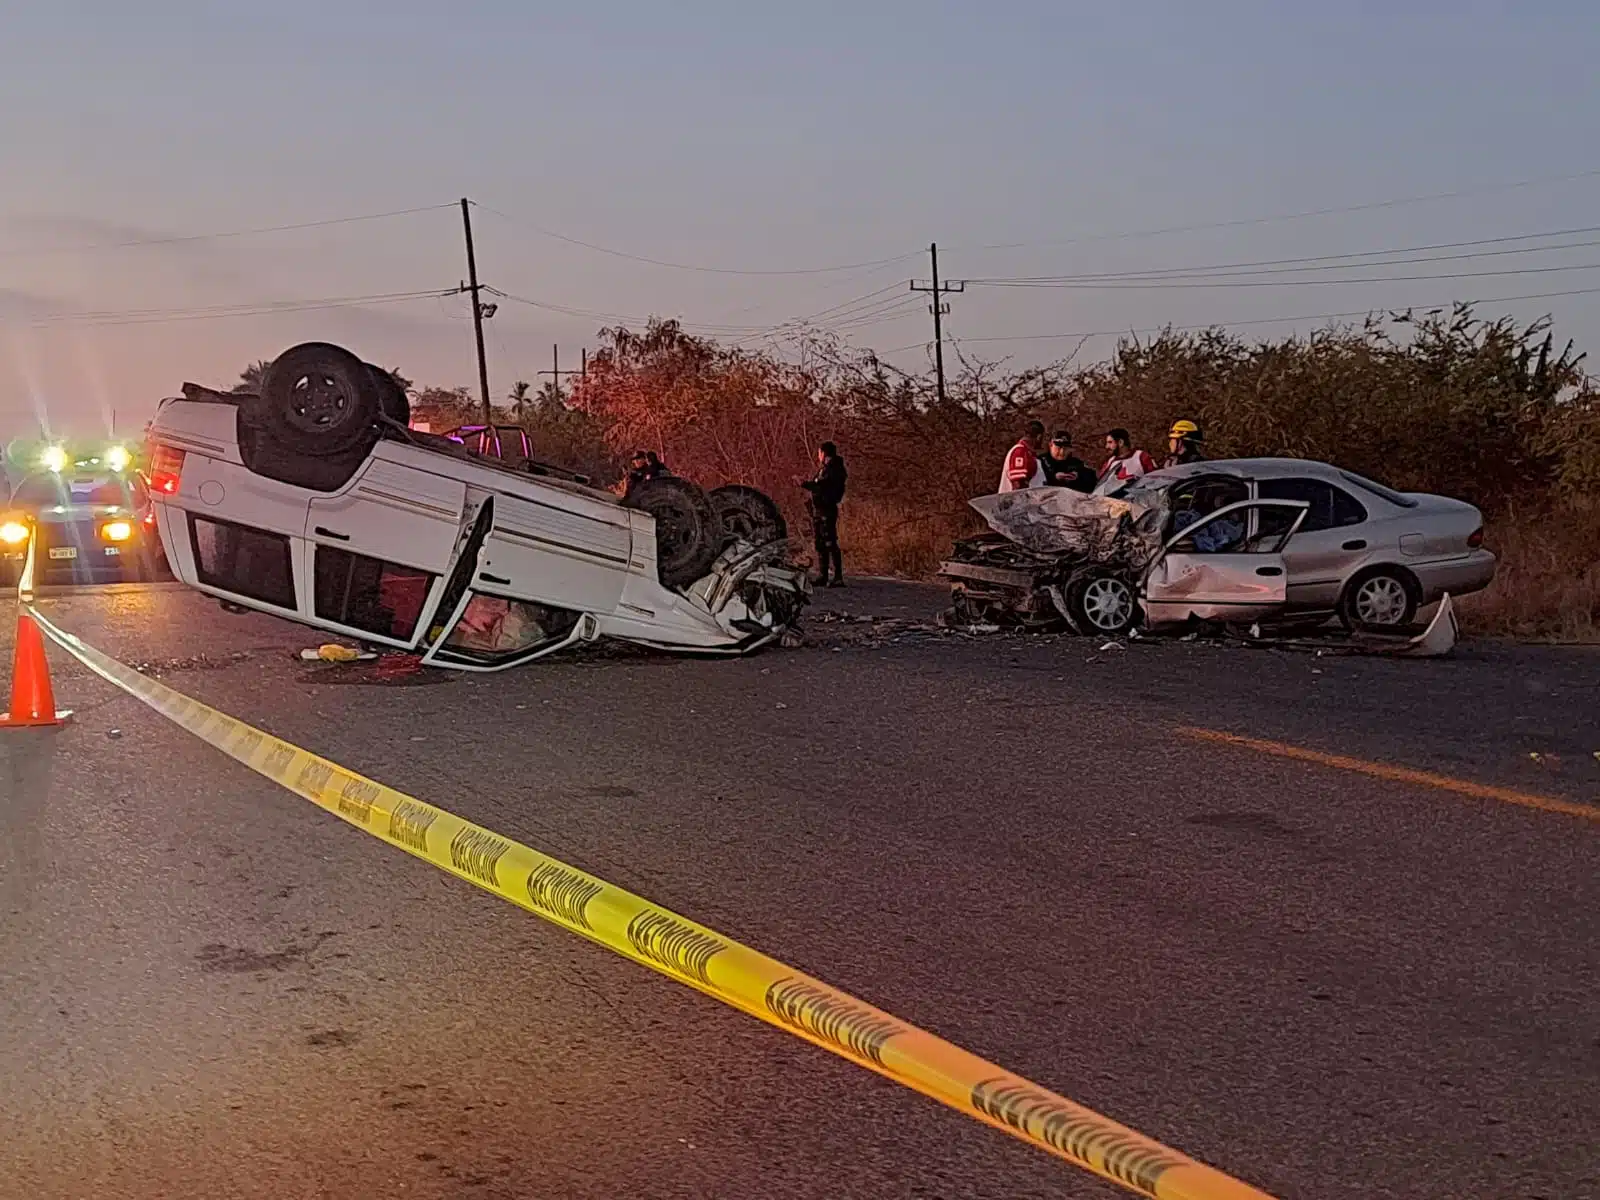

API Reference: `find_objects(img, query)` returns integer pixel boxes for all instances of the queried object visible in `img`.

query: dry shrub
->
[1465,506,1600,640]
[400,308,1598,638]
[839,497,978,579]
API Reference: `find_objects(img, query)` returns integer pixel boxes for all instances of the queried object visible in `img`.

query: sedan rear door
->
[1142,499,1309,626]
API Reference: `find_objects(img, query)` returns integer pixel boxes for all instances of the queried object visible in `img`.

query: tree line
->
[239,304,1599,634]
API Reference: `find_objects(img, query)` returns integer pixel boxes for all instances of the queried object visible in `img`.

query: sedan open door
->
[1141,499,1309,626]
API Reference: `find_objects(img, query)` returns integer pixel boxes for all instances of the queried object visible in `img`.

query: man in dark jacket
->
[622,449,670,499]
[800,441,847,587]
[1039,430,1096,492]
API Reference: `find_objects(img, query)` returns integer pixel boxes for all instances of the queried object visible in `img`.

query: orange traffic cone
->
[0,612,72,728]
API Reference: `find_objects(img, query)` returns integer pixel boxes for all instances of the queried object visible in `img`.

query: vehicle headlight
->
[106,445,131,473]
[0,520,29,545]
[40,445,67,473]
[101,520,134,543]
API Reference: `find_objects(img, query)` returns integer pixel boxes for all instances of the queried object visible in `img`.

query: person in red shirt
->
[1099,427,1157,489]
[997,420,1046,493]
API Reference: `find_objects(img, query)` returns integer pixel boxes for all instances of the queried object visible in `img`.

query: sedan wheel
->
[1069,572,1139,636]
[1344,570,1417,630]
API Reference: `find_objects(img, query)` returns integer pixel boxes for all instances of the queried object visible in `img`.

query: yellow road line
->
[30,607,1275,1200]
[1179,726,1598,824]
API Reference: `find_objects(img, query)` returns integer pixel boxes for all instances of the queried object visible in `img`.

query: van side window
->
[190,516,296,609]
[313,547,435,640]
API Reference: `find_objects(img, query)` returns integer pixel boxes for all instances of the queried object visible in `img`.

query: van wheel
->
[237,414,365,492]
[364,362,411,426]
[1339,567,1418,631]
[245,342,381,458]
[708,485,787,549]
[625,477,720,589]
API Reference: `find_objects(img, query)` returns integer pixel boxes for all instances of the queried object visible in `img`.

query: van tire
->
[364,363,411,427]
[626,476,720,589]
[708,485,787,549]
[237,413,366,492]
[246,342,381,458]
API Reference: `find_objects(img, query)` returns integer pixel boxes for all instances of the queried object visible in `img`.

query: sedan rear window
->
[1338,470,1419,509]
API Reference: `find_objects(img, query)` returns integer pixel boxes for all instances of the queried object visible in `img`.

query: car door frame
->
[1140,498,1310,625]
[1247,475,1374,610]
[299,457,472,650]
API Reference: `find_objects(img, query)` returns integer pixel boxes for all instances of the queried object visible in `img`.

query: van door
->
[1142,499,1309,626]
[477,486,634,615]
[303,457,468,648]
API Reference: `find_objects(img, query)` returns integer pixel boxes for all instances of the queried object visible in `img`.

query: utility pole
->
[909,242,963,404]
[537,344,586,398]
[460,198,493,425]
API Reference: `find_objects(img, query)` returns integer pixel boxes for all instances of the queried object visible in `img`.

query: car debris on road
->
[143,341,810,670]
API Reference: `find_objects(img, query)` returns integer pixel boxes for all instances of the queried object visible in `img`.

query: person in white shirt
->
[997,420,1047,493]
[1098,427,1157,489]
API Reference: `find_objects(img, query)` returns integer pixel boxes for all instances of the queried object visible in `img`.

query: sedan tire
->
[1339,566,1419,632]
[1064,569,1141,637]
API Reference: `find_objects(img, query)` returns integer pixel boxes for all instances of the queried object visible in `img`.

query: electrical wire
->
[3,288,460,329]
[485,287,781,335]
[473,203,921,276]
[951,166,1600,252]
[878,284,1600,351]
[966,260,1600,290]
[962,226,1600,284]
[0,204,457,259]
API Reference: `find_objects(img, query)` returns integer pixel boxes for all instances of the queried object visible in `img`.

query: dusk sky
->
[2,1,1598,434]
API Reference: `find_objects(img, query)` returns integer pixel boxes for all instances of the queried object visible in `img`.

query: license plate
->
[49,547,77,560]
[104,546,121,556]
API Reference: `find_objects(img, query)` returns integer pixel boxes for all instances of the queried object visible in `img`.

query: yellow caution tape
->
[29,607,1276,1200]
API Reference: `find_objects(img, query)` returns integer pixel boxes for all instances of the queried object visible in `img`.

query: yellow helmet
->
[1169,419,1201,440]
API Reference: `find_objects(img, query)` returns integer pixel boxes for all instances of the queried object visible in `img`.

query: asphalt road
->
[1,581,1596,1200]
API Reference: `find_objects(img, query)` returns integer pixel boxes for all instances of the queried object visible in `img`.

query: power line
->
[0,204,456,259]
[963,225,1600,284]
[486,288,781,335]
[967,260,1600,291]
[952,166,1600,253]
[730,283,911,347]
[473,203,921,276]
[2,288,458,329]
[830,297,925,332]
[880,284,1600,352]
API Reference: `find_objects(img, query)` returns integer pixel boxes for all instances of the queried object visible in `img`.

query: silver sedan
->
[1111,458,1497,629]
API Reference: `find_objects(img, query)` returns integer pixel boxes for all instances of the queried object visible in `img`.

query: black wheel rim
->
[284,371,355,433]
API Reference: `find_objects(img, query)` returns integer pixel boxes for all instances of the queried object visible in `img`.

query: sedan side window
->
[1256,478,1367,533]
[1329,485,1367,527]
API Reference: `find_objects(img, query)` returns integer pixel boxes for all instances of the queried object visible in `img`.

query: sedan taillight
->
[1467,527,1484,549]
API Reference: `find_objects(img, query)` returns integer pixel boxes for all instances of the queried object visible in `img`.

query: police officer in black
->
[1039,430,1096,492]
[799,441,848,587]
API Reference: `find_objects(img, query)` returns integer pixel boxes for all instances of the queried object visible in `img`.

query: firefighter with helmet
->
[1164,420,1206,468]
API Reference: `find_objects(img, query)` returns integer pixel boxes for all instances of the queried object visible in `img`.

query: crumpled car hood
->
[968,487,1170,567]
